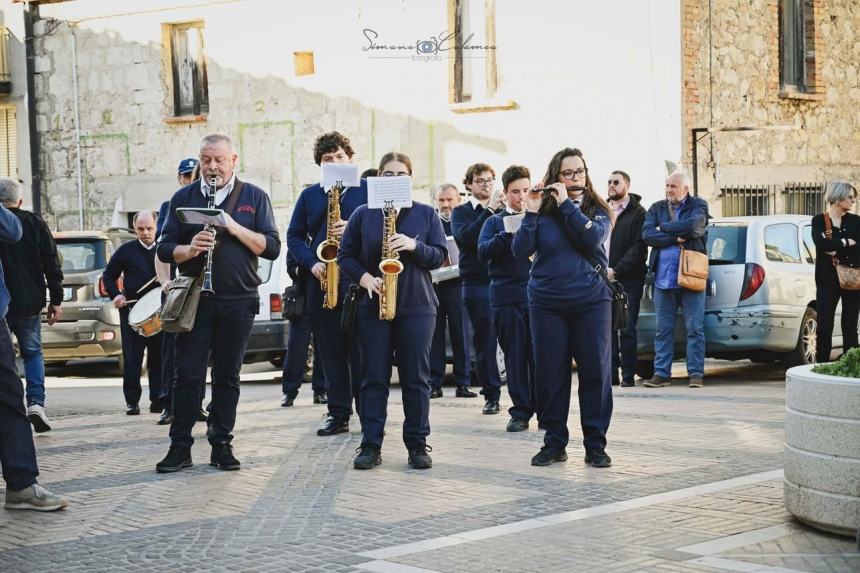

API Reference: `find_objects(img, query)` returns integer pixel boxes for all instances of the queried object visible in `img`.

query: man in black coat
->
[606,171,647,387]
[0,178,63,432]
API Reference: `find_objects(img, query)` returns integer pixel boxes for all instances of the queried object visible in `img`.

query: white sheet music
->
[367,176,413,209]
[321,163,359,190]
[503,213,525,233]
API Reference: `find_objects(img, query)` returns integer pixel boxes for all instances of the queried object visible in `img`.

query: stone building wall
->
[682,0,860,216]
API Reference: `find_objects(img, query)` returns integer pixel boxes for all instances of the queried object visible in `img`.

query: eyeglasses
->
[381,171,410,177]
[608,179,623,186]
[473,177,494,186]
[561,168,586,181]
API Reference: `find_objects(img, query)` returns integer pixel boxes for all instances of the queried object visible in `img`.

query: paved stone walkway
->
[0,362,857,572]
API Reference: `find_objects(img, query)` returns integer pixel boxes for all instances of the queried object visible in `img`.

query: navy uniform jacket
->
[102,240,157,300]
[338,202,447,317]
[157,179,281,300]
[477,211,530,306]
[451,201,494,286]
[512,201,611,311]
[286,180,368,296]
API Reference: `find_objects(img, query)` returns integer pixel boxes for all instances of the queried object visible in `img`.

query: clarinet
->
[200,175,217,295]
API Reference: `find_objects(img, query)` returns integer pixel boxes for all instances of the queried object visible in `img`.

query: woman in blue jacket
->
[338,152,447,471]
[511,147,615,468]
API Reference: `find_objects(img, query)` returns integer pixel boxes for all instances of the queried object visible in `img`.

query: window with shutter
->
[167,21,209,118]
[0,105,17,178]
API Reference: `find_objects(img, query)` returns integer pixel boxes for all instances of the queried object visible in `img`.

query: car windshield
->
[707,225,747,265]
[56,240,105,273]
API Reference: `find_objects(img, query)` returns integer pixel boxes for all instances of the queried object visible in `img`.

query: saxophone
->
[378,200,403,321]
[315,181,343,309]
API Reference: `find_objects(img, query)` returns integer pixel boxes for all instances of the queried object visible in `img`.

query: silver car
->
[636,214,847,378]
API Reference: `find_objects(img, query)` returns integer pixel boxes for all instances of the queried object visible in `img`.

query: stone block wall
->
[682,0,860,215]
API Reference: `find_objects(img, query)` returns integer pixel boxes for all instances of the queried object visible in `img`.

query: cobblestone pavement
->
[0,361,857,572]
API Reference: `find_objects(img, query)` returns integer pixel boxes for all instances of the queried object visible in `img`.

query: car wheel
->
[635,359,654,380]
[785,307,817,366]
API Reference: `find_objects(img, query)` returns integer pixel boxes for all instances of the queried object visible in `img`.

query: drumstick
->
[136,276,158,294]
[124,299,138,305]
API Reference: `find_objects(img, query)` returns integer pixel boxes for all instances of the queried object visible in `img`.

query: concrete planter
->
[784,364,860,537]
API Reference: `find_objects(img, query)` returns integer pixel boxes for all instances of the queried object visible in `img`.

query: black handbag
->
[283,268,307,320]
[339,284,360,334]
[553,211,629,331]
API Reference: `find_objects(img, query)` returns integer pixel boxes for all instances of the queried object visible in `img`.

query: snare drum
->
[128,288,163,337]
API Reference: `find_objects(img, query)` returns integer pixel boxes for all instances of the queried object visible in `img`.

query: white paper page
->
[503,213,525,233]
[175,208,227,226]
[367,176,413,209]
[321,163,359,190]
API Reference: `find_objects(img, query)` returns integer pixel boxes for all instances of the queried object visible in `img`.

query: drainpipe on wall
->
[23,3,41,216]
[69,22,84,230]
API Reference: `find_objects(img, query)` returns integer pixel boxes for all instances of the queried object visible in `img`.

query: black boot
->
[156,445,192,473]
[210,443,241,471]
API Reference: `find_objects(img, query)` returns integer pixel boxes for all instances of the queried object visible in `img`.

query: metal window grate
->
[783,182,827,215]
[720,185,776,217]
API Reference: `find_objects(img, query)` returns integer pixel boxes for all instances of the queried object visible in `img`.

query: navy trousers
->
[463,285,502,400]
[169,296,255,448]
[356,314,435,449]
[492,302,535,421]
[612,279,643,382]
[159,331,205,411]
[119,308,162,407]
[282,312,326,395]
[0,320,39,491]
[530,302,613,451]
[429,283,472,389]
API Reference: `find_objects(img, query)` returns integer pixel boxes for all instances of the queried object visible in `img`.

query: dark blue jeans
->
[7,315,45,406]
[0,320,39,490]
[653,287,705,378]
[611,279,644,382]
[169,297,255,448]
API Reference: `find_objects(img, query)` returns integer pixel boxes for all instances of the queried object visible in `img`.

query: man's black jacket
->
[608,193,647,282]
[0,208,64,317]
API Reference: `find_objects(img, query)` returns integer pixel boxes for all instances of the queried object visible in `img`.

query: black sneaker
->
[353,444,382,469]
[482,399,501,414]
[317,415,349,436]
[429,387,443,399]
[584,448,612,468]
[126,403,140,416]
[531,446,568,467]
[506,417,529,432]
[156,445,192,473]
[313,392,328,404]
[281,391,298,407]
[620,377,635,388]
[407,444,433,469]
[210,444,241,471]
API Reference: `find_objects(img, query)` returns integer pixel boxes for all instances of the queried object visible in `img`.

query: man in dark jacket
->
[642,173,709,388]
[0,178,63,432]
[606,171,647,387]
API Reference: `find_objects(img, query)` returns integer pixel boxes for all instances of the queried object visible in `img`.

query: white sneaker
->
[27,404,51,433]
[4,483,69,511]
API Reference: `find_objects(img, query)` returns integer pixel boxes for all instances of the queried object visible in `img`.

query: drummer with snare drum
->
[101,210,164,416]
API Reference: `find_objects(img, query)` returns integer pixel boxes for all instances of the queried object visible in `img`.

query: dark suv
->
[41,229,135,367]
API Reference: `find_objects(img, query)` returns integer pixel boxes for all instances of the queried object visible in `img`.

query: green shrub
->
[812,347,860,378]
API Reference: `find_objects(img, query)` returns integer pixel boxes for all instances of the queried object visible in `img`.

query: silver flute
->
[201,175,217,295]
